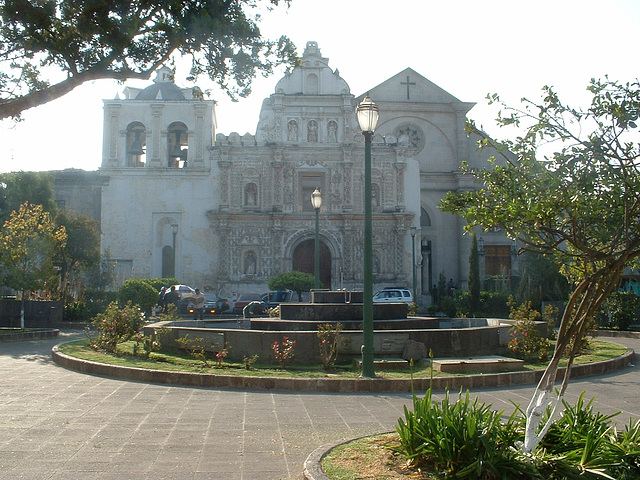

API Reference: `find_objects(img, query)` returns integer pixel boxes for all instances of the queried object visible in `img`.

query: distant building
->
[53,41,517,303]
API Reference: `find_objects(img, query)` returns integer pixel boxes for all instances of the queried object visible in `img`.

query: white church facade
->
[92,41,515,303]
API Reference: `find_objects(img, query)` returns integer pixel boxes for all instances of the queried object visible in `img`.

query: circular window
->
[394,124,424,154]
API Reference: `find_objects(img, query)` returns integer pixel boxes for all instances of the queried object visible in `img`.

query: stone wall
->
[0,300,64,328]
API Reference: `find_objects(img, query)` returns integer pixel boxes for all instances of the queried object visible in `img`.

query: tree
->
[268,270,315,301]
[468,233,480,315]
[118,278,158,315]
[0,203,67,327]
[55,209,100,302]
[0,0,298,119]
[514,252,569,309]
[0,172,57,225]
[439,78,640,452]
[86,250,117,291]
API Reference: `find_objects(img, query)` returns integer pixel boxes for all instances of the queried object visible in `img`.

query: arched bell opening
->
[167,122,188,168]
[126,122,146,167]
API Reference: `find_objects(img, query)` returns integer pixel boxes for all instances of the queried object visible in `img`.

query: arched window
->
[162,245,175,277]
[420,207,432,227]
[306,73,319,94]
[126,122,146,167]
[167,122,188,168]
[244,183,258,206]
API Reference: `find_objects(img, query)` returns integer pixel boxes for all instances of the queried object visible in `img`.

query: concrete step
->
[433,355,524,373]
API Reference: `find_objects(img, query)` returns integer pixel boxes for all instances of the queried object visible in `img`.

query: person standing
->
[164,286,179,310]
[158,286,168,313]
[192,288,206,320]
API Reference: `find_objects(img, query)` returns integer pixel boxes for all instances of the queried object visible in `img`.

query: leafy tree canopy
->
[268,270,314,301]
[440,78,640,452]
[0,202,67,294]
[55,209,100,296]
[0,171,57,225]
[118,278,158,313]
[0,0,298,119]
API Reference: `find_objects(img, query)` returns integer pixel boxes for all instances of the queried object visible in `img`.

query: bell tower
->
[101,66,216,170]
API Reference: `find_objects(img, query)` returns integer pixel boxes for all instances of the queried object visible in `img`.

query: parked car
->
[373,287,413,305]
[232,293,264,315]
[261,290,294,309]
[167,284,196,313]
[170,284,195,300]
[187,292,219,317]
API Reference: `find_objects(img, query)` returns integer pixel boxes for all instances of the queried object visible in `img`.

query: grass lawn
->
[321,433,433,480]
[57,338,628,379]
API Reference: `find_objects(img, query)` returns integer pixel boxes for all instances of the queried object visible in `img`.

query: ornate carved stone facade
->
[81,41,514,301]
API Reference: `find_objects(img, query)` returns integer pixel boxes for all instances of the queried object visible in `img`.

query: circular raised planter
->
[51,342,635,393]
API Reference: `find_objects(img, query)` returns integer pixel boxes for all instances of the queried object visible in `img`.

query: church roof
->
[135,83,186,101]
[134,66,186,100]
[361,67,475,114]
[274,41,350,95]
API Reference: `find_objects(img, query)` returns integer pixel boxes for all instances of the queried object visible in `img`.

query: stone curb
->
[51,341,636,393]
[0,328,59,343]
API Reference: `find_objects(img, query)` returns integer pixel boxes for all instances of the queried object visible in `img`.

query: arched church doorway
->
[162,245,175,277]
[293,239,331,289]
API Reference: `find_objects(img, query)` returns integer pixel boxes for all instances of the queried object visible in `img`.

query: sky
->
[1,0,639,173]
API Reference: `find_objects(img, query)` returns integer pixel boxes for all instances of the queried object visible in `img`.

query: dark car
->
[232,293,264,315]
[261,290,293,309]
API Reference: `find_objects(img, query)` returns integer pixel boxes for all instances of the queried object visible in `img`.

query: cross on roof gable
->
[360,68,474,111]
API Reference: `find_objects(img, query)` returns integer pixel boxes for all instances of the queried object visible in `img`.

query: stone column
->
[271,148,284,211]
[217,147,231,211]
[192,103,207,166]
[149,104,164,167]
[104,103,120,167]
[394,158,406,211]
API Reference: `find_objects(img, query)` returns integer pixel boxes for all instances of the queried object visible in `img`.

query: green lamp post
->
[356,94,379,378]
[171,223,178,277]
[411,226,418,303]
[311,188,322,290]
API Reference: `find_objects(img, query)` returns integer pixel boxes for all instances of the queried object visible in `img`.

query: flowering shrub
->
[507,301,550,361]
[243,354,259,370]
[90,301,145,353]
[272,336,295,368]
[317,323,343,370]
[132,326,167,359]
[175,334,208,366]
[215,346,229,367]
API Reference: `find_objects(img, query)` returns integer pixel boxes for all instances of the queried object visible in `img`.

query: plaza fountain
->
[144,290,527,366]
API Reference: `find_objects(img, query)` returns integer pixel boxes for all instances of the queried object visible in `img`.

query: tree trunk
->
[522,266,622,453]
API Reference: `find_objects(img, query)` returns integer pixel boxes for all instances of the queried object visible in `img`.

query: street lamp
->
[410,226,417,303]
[356,94,379,378]
[311,188,322,290]
[171,223,178,277]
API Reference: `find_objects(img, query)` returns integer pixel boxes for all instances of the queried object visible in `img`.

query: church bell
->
[128,131,145,156]
[169,130,184,158]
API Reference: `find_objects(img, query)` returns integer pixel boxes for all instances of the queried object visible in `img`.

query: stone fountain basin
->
[144,318,526,364]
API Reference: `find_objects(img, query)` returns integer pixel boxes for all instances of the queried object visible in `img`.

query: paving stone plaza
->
[1,332,639,479]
